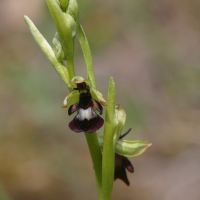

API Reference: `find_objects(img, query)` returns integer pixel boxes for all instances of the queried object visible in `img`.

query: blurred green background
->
[1,0,200,199]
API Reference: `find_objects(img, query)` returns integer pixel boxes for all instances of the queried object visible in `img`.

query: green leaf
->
[77,23,96,89]
[24,15,71,89]
[116,140,152,157]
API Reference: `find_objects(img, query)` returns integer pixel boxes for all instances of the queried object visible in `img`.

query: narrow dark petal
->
[119,128,132,139]
[92,99,103,115]
[68,103,79,115]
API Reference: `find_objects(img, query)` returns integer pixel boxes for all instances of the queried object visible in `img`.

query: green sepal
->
[115,140,152,157]
[71,76,90,85]
[62,90,79,108]
[97,135,152,157]
[90,88,107,106]
[23,15,71,89]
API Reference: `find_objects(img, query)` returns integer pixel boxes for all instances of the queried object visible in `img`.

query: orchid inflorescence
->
[24,0,152,199]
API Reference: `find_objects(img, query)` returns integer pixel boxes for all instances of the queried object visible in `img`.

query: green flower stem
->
[77,19,102,199]
[77,23,97,89]
[84,132,103,200]
[23,16,72,89]
[46,0,75,80]
[102,77,118,200]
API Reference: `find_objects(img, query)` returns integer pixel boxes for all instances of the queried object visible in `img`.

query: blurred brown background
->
[1,0,200,199]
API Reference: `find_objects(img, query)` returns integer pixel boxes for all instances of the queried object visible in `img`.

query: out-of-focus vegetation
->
[1,0,200,199]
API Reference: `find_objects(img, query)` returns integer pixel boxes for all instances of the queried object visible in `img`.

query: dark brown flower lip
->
[69,111,104,133]
[114,153,134,186]
[114,128,134,186]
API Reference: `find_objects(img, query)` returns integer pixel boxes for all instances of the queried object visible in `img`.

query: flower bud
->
[52,32,67,61]
[59,0,69,11]
[66,0,78,23]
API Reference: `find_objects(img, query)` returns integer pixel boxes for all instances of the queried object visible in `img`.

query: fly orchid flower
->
[98,104,152,186]
[68,81,104,133]
[114,127,152,185]
[62,76,107,133]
